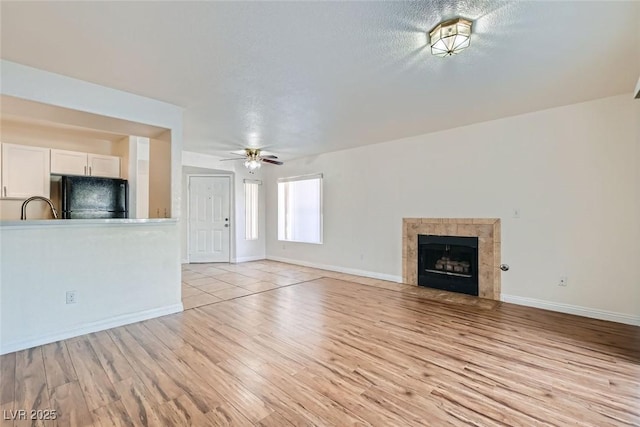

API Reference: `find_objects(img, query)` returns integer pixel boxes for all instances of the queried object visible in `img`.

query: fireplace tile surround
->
[402,218,501,300]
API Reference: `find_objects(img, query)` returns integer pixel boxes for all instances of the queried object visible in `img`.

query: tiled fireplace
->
[402,218,501,300]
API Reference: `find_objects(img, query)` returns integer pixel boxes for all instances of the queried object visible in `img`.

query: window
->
[278,174,323,244]
[244,180,260,240]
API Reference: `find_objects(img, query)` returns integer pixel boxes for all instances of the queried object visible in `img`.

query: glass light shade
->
[429,18,472,57]
[245,159,261,170]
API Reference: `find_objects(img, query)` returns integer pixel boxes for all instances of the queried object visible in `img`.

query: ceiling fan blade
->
[218,157,245,161]
[261,154,278,159]
[262,158,283,165]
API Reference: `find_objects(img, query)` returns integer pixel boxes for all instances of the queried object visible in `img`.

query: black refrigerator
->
[60,176,129,219]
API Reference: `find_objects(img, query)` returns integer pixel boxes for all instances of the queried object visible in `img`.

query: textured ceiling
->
[1,1,639,160]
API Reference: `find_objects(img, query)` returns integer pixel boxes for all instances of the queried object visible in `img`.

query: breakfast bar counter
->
[0,218,176,228]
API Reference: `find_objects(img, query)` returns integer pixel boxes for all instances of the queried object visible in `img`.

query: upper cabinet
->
[89,154,121,178]
[51,149,120,178]
[1,143,51,198]
[50,149,87,176]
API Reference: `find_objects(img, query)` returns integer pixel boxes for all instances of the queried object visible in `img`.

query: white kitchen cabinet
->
[50,149,120,178]
[1,143,51,198]
[50,149,88,176]
[88,154,120,178]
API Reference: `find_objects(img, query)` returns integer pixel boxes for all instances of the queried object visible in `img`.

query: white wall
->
[181,151,266,263]
[0,222,181,354]
[265,94,640,324]
[127,136,150,219]
[149,137,172,218]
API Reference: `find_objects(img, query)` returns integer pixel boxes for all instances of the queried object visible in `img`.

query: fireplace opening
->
[418,235,479,296]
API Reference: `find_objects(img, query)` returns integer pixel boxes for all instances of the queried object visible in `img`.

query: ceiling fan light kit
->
[429,17,472,57]
[245,159,261,170]
[220,148,284,173]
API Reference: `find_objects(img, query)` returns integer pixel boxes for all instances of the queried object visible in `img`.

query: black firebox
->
[418,235,479,296]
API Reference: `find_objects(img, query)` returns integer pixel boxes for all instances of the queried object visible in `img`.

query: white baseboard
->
[267,256,402,283]
[0,303,184,355]
[234,255,267,263]
[183,256,266,264]
[501,294,639,326]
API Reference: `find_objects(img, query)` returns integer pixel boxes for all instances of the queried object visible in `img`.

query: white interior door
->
[188,176,231,262]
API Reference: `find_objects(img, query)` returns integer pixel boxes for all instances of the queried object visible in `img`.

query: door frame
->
[186,173,235,264]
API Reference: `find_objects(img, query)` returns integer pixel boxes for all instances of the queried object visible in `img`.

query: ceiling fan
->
[220,148,283,172]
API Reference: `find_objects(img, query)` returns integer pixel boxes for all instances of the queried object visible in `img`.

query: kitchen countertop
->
[0,218,178,228]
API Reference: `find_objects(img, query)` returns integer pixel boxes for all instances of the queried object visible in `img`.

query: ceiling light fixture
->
[429,18,473,57]
[244,158,261,171]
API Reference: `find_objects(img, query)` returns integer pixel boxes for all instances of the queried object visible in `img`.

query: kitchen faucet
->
[20,196,59,220]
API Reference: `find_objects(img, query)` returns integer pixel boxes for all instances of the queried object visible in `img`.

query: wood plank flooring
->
[1,260,638,426]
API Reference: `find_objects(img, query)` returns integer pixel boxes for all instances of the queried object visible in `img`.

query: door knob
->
[224,224,229,227]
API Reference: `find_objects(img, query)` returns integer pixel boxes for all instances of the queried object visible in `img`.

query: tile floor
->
[181,260,328,309]
[181,260,499,310]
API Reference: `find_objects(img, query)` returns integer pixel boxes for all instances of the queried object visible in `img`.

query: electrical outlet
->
[559,276,568,287]
[66,291,77,304]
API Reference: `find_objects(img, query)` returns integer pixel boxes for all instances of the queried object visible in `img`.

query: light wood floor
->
[1,260,638,426]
